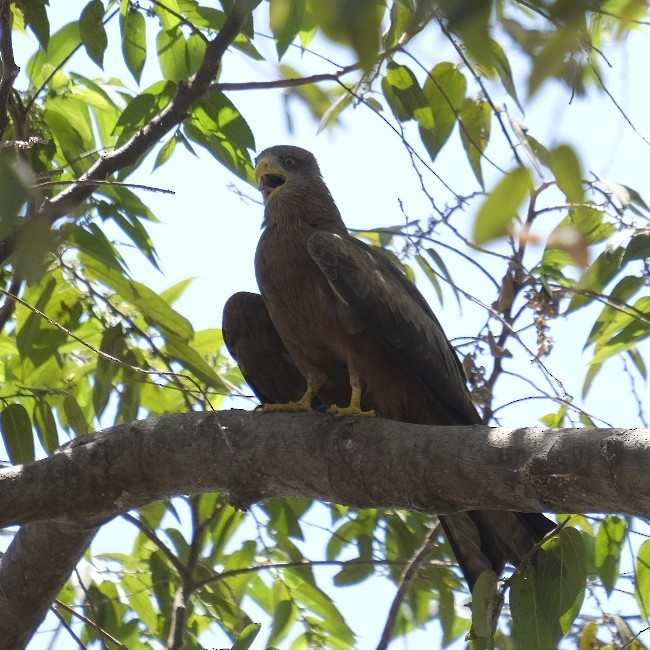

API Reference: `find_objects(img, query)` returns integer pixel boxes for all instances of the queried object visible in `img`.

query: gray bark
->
[1,410,648,525]
[0,409,648,648]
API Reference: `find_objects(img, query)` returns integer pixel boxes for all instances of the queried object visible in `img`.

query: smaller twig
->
[122,513,186,576]
[34,179,176,195]
[213,61,361,92]
[53,599,127,648]
[74,567,108,650]
[376,522,442,650]
[49,606,88,649]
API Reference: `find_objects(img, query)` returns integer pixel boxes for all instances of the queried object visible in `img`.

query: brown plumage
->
[222,144,554,589]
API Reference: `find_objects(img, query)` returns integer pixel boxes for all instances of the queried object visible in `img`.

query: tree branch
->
[0,522,98,648]
[0,0,19,141]
[1,410,648,646]
[0,411,648,529]
[0,0,261,267]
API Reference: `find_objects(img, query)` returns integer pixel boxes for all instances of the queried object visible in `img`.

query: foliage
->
[0,0,649,648]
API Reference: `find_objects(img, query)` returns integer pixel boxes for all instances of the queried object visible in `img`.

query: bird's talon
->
[261,400,314,413]
[327,404,376,418]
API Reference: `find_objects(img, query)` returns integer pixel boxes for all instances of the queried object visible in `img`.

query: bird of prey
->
[222,144,554,589]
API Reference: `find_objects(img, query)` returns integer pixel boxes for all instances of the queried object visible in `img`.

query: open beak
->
[255,157,287,203]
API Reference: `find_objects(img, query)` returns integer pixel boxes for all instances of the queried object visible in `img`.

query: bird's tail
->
[439,511,556,591]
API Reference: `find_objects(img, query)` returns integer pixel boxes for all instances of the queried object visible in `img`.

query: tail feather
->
[440,511,556,591]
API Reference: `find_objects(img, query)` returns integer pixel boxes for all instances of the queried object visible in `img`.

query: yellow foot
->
[261,401,314,413]
[261,388,315,413]
[327,404,376,418]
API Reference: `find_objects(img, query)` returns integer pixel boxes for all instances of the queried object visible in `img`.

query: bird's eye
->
[283,157,295,169]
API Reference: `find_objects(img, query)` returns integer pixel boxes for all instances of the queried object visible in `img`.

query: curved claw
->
[327,404,376,418]
[260,387,315,413]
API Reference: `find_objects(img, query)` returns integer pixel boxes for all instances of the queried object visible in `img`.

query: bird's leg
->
[327,372,375,418]
[260,386,316,413]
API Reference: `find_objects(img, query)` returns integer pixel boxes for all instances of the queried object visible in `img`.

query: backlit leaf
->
[232,623,261,650]
[33,400,59,454]
[121,5,147,83]
[1,404,35,464]
[474,166,532,245]
[636,539,650,619]
[459,97,491,187]
[595,516,626,595]
[550,144,583,203]
[270,0,306,58]
[63,394,89,437]
[511,527,586,648]
[79,0,107,68]
[420,61,467,161]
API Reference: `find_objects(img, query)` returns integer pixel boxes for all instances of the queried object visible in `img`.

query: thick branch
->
[0,411,648,529]
[0,0,19,141]
[0,522,98,648]
[0,0,261,266]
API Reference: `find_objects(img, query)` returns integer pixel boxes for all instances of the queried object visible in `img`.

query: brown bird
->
[223,144,554,589]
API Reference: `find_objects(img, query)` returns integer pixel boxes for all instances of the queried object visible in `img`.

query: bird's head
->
[255,145,323,204]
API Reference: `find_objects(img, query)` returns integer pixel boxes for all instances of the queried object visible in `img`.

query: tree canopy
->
[0,0,649,648]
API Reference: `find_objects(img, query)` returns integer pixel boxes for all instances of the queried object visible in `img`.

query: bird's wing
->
[222,292,308,404]
[307,231,482,425]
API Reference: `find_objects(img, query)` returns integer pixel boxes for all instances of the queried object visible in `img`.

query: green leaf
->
[120,5,147,83]
[623,233,650,264]
[635,539,650,619]
[118,350,142,423]
[33,400,59,454]
[82,254,194,341]
[381,62,432,127]
[114,81,176,144]
[511,527,586,649]
[487,37,523,113]
[310,0,384,72]
[268,599,297,647]
[595,516,627,595]
[473,166,532,246]
[550,144,583,203]
[93,324,124,418]
[153,134,178,170]
[459,97,491,187]
[1,404,35,464]
[26,22,79,88]
[590,297,650,365]
[332,562,374,586]
[383,1,413,49]
[270,0,306,58]
[164,335,225,389]
[157,26,190,82]
[471,570,499,639]
[185,92,255,183]
[122,574,161,634]
[232,623,261,650]
[586,275,644,347]
[79,0,108,68]
[566,248,625,313]
[420,61,467,162]
[63,394,89,437]
[0,154,30,228]
[415,254,443,304]
[16,0,50,49]
[68,223,126,273]
[426,247,461,307]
